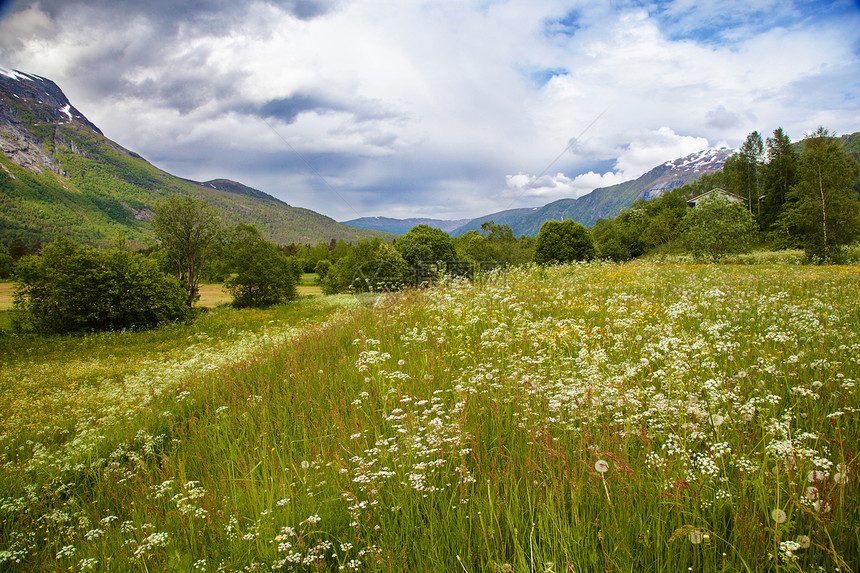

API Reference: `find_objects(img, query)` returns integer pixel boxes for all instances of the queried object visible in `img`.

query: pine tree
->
[740,131,765,216]
[722,131,764,217]
[761,128,797,234]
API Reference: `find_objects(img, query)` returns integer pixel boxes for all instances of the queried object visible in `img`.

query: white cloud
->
[505,170,628,200]
[0,4,55,50]
[506,126,711,201]
[1,0,859,220]
[614,127,711,178]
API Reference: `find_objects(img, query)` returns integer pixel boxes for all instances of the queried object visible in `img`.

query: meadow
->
[0,262,858,572]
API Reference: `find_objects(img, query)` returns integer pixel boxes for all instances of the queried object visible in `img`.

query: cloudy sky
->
[1,0,859,221]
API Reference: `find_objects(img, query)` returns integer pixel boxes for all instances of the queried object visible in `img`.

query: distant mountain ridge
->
[452,148,735,236]
[342,216,471,234]
[0,67,392,249]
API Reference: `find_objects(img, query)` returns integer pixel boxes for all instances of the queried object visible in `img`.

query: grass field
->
[0,282,12,311]
[197,274,322,307]
[1,262,858,572]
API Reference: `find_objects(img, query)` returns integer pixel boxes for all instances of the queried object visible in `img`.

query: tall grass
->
[1,263,858,572]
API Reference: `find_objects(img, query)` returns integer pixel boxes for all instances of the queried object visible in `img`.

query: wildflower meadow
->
[1,262,858,572]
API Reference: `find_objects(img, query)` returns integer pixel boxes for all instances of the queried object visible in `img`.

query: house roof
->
[687,188,747,207]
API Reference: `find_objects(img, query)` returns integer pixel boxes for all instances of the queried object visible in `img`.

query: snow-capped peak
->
[0,67,37,82]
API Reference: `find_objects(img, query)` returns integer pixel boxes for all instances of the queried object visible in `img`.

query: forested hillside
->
[591,128,860,262]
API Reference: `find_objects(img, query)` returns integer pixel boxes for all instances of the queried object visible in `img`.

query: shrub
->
[533,220,596,264]
[13,237,189,333]
[394,224,457,265]
[0,253,14,279]
[314,259,332,281]
[322,239,410,295]
[678,196,756,261]
[224,225,298,309]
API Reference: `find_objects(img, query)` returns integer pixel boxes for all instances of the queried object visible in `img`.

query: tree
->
[331,239,351,261]
[533,220,596,264]
[640,190,688,251]
[761,128,798,235]
[153,196,221,306]
[723,131,764,217]
[678,196,756,261]
[741,131,765,215]
[13,237,188,333]
[9,238,29,260]
[592,218,630,262]
[455,222,533,265]
[0,252,14,279]
[314,259,332,282]
[790,128,860,262]
[479,221,521,263]
[454,230,493,263]
[592,209,647,262]
[640,208,683,250]
[394,225,457,265]
[322,238,410,295]
[224,225,298,308]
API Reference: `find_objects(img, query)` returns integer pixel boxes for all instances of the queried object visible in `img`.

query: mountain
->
[0,68,392,250]
[341,216,472,235]
[452,148,734,236]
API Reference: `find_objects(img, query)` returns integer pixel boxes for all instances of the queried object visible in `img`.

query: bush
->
[322,239,410,295]
[225,225,298,309]
[314,259,332,281]
[678,196,756,261]
[533,220,596,264]
[0,253,14,279]
[13,237,189,333]
[394,225,457,265]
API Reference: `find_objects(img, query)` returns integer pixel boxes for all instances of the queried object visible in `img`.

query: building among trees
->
[686,188,747,208]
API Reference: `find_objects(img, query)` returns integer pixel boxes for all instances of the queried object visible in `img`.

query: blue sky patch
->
[543,9,581,38]
[524,67,568,88]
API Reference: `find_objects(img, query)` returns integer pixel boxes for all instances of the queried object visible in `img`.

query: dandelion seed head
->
[688,530,703,544]
[771,508,787,523]
[594,460,609,473]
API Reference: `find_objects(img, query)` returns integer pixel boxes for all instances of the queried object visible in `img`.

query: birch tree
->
[153,196,221,306]
[791,128,860,262]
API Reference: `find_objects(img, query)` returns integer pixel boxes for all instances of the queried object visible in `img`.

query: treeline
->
[4,198,537,333]
[7,196,305,334]
[267,221,534,293]
[592,127,860,262]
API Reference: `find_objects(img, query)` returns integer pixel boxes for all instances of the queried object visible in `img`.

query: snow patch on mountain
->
[643,147,734,200]
[0,67,103,135]
[0,67,38,82]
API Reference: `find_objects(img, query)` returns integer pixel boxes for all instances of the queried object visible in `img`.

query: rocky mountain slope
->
[452,148,734,236]
[0,68,391,249]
